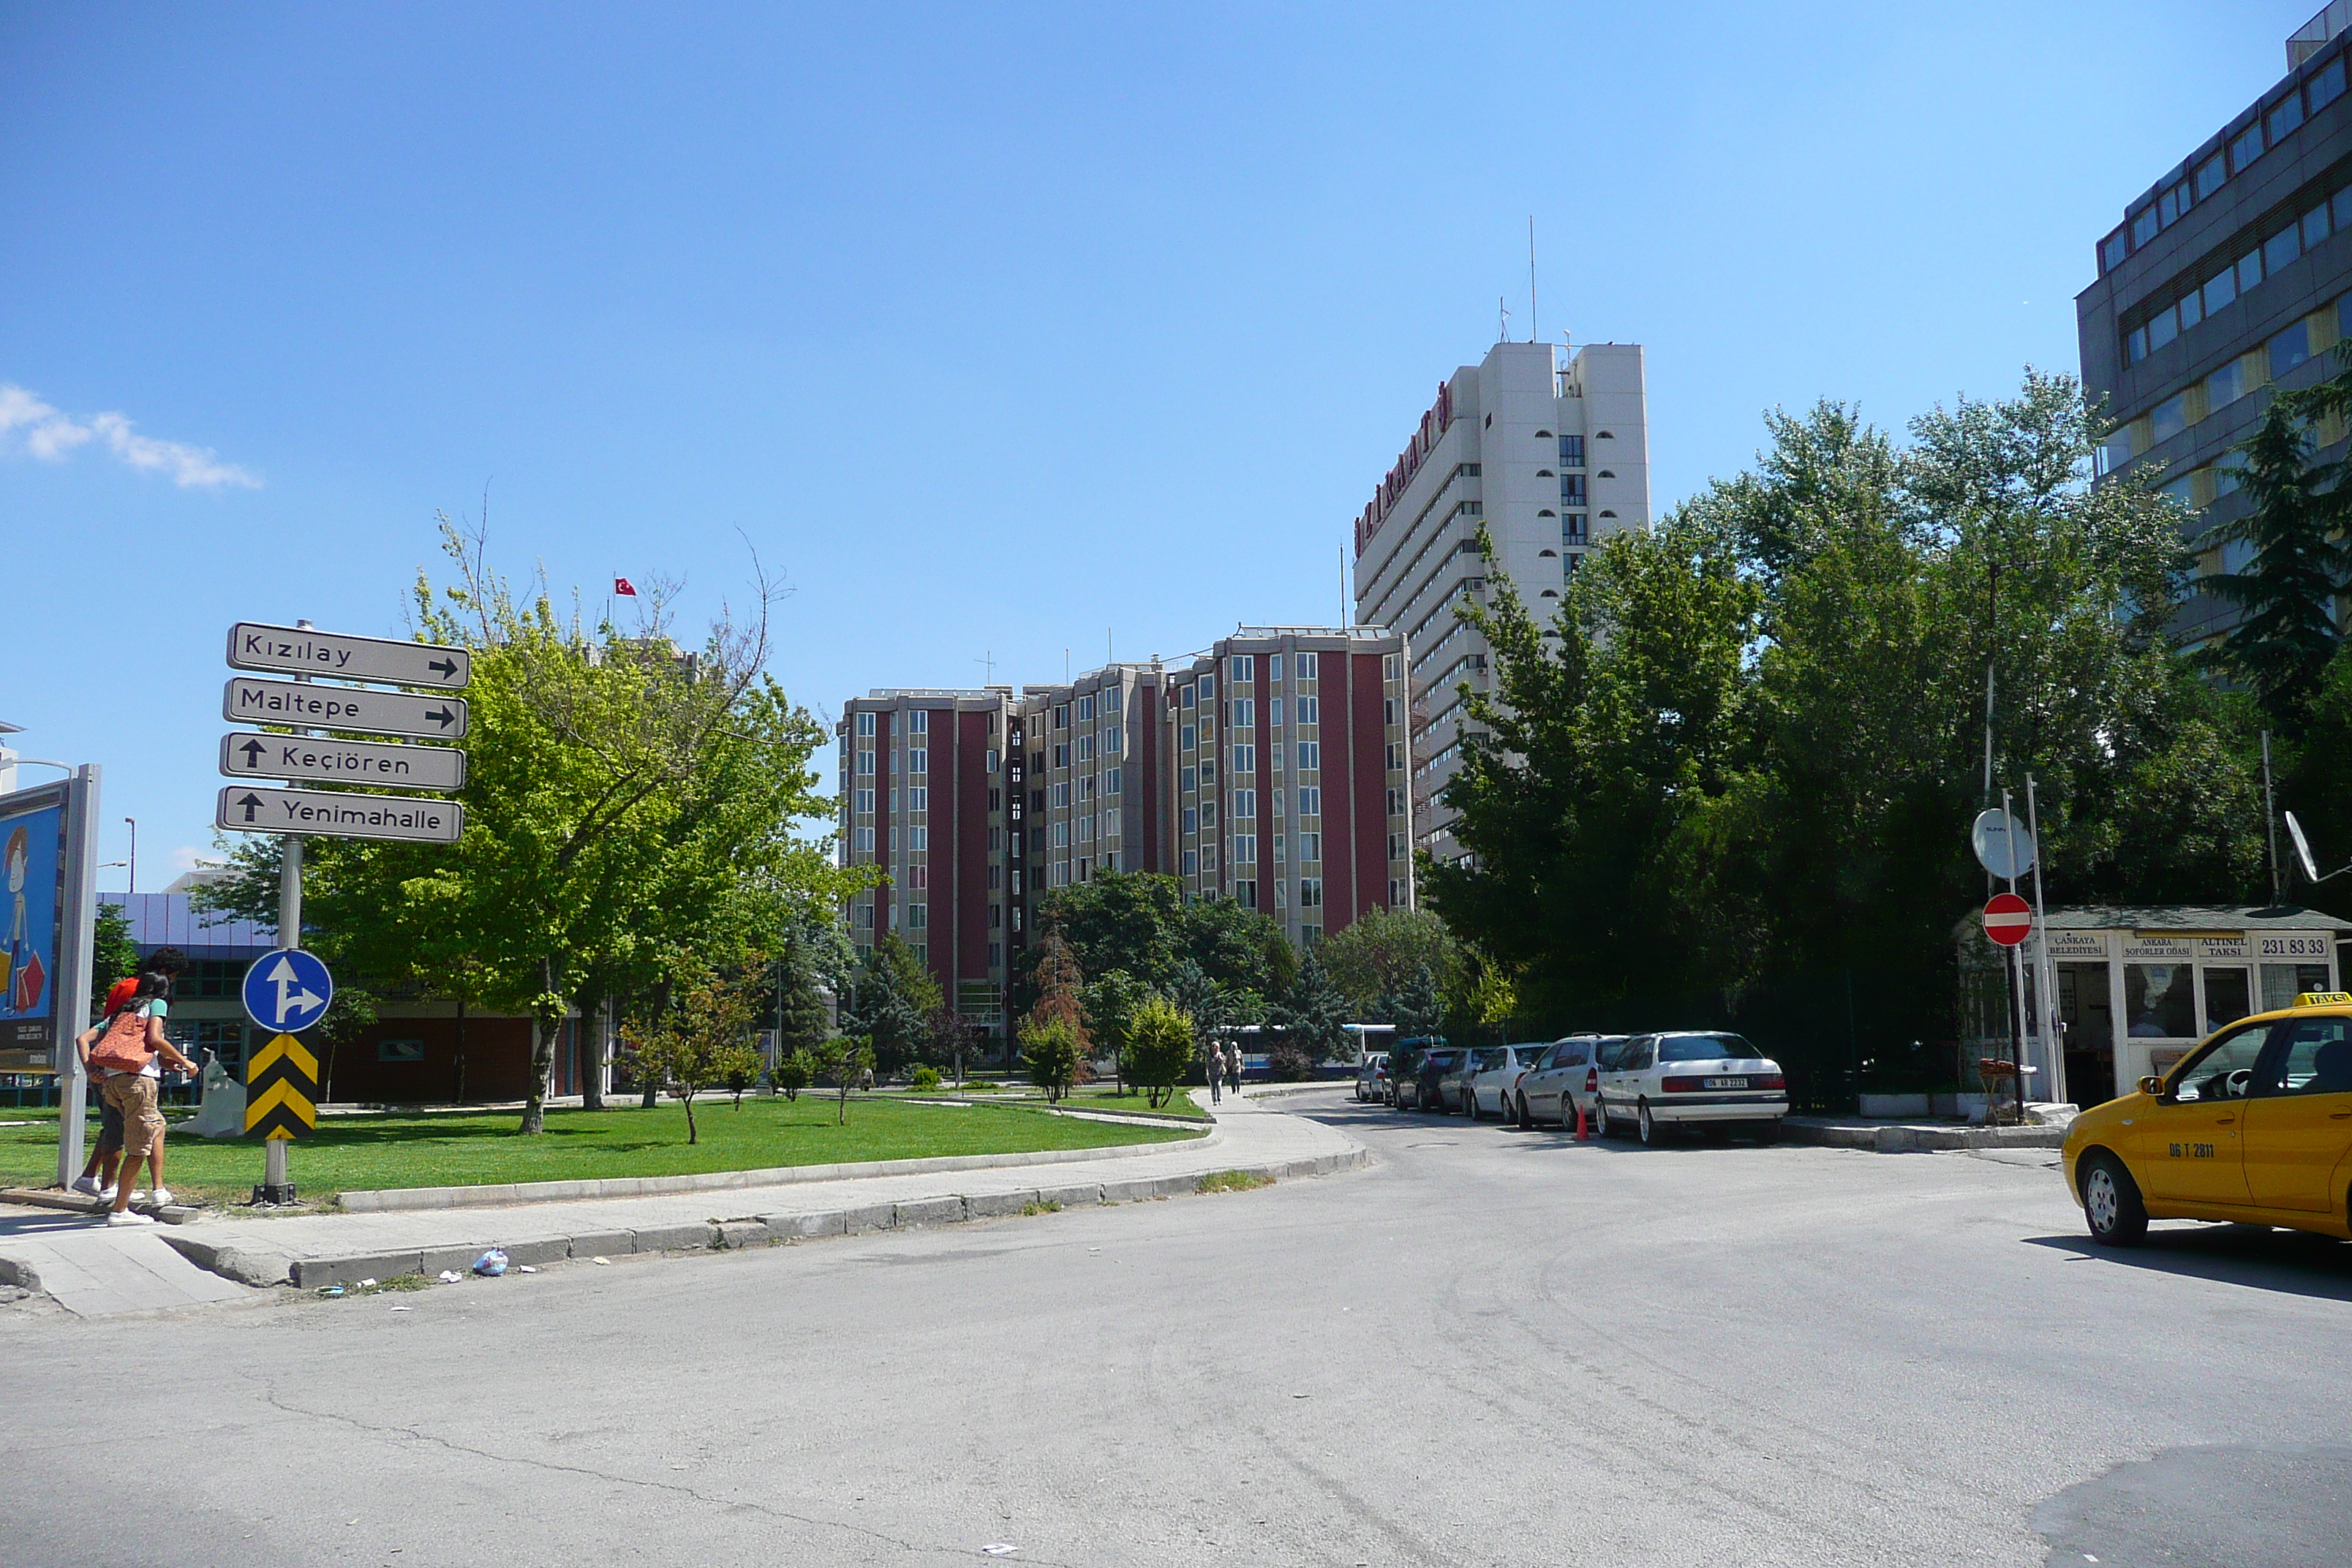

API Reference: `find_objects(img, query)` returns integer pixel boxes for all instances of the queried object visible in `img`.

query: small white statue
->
[188,1055,249,1139]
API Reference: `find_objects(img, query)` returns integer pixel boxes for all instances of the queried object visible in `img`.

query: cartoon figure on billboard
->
[1,811,59,1020]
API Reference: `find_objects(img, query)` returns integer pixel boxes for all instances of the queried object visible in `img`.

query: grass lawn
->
[1060,1087,1210,1121]
[0,1093,1202,1210]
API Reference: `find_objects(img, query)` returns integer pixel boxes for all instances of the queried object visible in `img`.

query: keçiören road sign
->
[227,622,470,690]
[219,731,467,792]
[1982,893,2033,948]
[217,785,464,844]
[242,949,335,1033]
[244,1032,320,1140]
[222,676,468,741]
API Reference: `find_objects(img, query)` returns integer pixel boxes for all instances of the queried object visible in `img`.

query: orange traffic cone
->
[1575,1101,1591,1142]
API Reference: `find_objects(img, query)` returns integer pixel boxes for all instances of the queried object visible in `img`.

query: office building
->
[2078,4,2352,644]
[1160,627,1412,945]
[839,627,1412,1040]
[1352,339,1651,864]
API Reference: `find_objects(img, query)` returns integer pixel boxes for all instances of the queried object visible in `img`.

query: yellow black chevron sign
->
[245,1032,318,1140]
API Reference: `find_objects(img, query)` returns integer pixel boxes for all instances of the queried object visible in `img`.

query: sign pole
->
[2000,788,2028,1123]
[2024,773,2065,1109]
[263,625,314,1204]
[53,766,101,1190]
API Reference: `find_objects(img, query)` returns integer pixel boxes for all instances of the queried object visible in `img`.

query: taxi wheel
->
[2081,1153,2149,1248]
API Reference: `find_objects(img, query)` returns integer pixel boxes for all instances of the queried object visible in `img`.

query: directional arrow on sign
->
[233,791,265,823]
[238,737,268,767]
[263,954,324,1026]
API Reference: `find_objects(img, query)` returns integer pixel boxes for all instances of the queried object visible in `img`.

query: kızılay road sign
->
[222,676,468,742]
[219,731,468,792]
[1982,893,2033,948]
[244,1032,320,1140]
[217,785,465,844]
[241,948,335,1033]
[227,622,470,690]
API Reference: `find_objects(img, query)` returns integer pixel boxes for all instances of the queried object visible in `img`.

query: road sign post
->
[219,731,467,791]
[227,622,470,688]
[222,678,467,742]
[217,785,464,843]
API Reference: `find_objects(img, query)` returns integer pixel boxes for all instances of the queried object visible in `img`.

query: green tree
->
[1123,993,1195,1109]
[88,902,140,1011]
[1313,906,1458,1017]
[1022,921,1090,1082]
[1081,968,1156,1091]
[1282,949,1350,1065]
[813,1033,875,1125]
[2201,369,2352,729]
[1377,963,1444,1044]
[1019,1014,1083,1102]
[770,911,837,1060]
[619,961,764,1145]
[773,1047,813,1101]
[842,934,938,1074]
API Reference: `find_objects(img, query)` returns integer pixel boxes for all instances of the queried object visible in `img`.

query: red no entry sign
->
[1982,893,2032,947]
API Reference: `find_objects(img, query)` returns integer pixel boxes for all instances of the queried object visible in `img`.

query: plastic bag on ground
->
[472,1248,509,1277]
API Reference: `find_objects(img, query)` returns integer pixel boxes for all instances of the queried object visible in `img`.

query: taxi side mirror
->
[2137,1074,2166,1098]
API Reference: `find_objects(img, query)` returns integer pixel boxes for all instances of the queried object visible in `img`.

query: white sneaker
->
[70,1175,103,1197]
[148,1187,175,1207]
[97,1185,118,1202]
[105,1210,157,1227]
[126,1191,148,1203]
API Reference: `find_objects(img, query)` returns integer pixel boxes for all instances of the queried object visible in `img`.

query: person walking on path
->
[89,954,195,1226]
[1202,1039,1221,1104]
[69,976,142,1200]
[1224,1041,1243,1096]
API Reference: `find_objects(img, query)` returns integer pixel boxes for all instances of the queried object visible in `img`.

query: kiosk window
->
[2202,967,2251,1033]
[2125,965,2196,1039]
[2260,963,2333,1011]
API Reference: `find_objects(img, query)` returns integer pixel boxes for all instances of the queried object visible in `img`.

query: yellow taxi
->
[2065,992,2352,1246]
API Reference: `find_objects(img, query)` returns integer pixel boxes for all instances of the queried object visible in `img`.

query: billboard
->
[0,784,71,1071]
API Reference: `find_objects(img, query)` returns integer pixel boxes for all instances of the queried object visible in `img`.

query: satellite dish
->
[2285,810,2321,884]
[1971,808,2036,878]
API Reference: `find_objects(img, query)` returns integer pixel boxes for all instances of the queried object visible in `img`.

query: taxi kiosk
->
[1956,905,2352,1109]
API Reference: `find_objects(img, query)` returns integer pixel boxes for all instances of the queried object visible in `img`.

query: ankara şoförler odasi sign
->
[219,731,467,792]
[222,677,469,742]
[216,785,464,845]
[226,622,470,690]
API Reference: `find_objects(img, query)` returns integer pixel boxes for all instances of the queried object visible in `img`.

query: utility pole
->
[2263,730,2283,905]
[2002,786,2029,1124]
[2025,773,2065,1108]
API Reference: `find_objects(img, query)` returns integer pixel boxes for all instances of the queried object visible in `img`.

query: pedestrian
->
[1204,1041,1221,1104]
[1225,1041,1243,1095]
[86,951,196,1227]
[68,975,143,1201]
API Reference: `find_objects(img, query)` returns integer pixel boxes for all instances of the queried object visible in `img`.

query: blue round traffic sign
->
[242,949,335,1033]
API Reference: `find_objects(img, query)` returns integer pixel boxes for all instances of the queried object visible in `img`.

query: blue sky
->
[0,1,2325,889]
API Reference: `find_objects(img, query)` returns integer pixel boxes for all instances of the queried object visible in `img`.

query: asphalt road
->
[7,1088,2351,1567]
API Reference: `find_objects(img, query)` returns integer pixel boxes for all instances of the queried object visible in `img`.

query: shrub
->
[1267,1043,1315,1082]
[772,1049,813,1101]
[910,1066,943,1091]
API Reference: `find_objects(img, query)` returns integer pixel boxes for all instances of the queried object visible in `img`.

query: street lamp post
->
[123,817,136,895]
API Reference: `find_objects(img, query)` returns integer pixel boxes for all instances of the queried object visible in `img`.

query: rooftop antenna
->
[1529,216,1537,343]
[1498,295,1510,343]
[974,649,996,684]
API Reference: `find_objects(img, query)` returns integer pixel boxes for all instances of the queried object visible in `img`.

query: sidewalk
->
[1782,1115,2067,1153]
[0,1087,1365,1316]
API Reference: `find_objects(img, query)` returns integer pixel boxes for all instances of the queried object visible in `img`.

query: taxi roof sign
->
[2291,991,2352,1008]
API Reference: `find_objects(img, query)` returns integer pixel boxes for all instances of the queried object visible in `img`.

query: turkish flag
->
[614,577,637,597]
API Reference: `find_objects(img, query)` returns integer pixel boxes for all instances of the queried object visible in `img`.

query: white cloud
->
[0,382,260,488]
[169,845,214,872]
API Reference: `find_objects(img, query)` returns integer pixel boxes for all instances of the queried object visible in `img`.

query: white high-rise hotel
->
[1352,339,1651,864]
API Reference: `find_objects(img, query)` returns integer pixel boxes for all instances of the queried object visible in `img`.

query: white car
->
[1467,1043,1556,1120]
[1513,1034,1624,1129]
[1594,1031,1788,1144]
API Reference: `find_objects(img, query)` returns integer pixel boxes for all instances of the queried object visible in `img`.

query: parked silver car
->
[1594,1031,1789,1143]
[1514,1034,1625,1129]
[1353,1052,1390,1103]
[1468,1044,1555,1120]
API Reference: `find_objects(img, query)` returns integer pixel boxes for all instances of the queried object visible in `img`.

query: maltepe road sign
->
[222,677,468,742]
[226,622,470,689]
[219,731,467,792]
[216,785,465,844]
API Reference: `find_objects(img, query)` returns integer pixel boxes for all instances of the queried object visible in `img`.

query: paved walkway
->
[0,1087,1363,1316]
[0,1209,252,1317]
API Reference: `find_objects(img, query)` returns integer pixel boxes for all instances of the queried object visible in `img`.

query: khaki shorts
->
[102,1074,165,1159]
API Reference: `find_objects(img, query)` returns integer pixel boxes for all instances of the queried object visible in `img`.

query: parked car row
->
[1369,1033,1790,1143]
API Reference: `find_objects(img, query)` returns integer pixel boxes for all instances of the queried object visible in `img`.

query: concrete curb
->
[159,1146,1369,1292]
[1782,1117,2065,1153]
[334,1123,1220,1213]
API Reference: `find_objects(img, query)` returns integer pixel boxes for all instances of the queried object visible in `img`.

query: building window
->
[906,902,927,930]
[1299,787,1322,818]
[1230,654,1254,682]
[908,787,928,812]
[908,710,928,734]
[853,826,873,853]
[2272,318,2312,379]
[2269,90,2307,145]
[986,747,999,773]
[1268,654,1284,682]
[1053,704,1069,729]
[1232,744,1255,772]
[1181,684,1196,709]
[1296,653,1317,680]
[1297,742,1321,772]
[1182,766,1196,794]
[854,788,874,815]
[1561,474,1586,505]
[1182,725,1196,751]
[858,750,875,775]
[1050,781,1070,808]
[1052,743,1069,769]
[1077,734,1093,762]
[1273,833,1286,863]
[1183,807,1198,834]
[1300,831,1322,862]
[989,941,1002,968]
[1102,725,1120,755]
[2231,121,2264,174]
[1102,687,1120,714]
[1183,849,1197,875]
[856,712,875,736]
[1232,698,1254,728]
[1200,800,1218,827]
[1200,758,1218,785]
[1298,696,1319,724]
[1200,675,1216,700]
[1233,834,1257,864]
[856,902,875,929]
[1300,877,1323,908]
[1558,434,1584,467]
[909,825,928,850]
[1077,694,1094,720]
[2151,393,2187,445]
[1234,788,1256,818]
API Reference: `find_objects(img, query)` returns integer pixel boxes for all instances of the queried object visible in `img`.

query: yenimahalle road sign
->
[1982,893,2033,948]
[226,622,470,690]
[245,1032,319,1140]
[217,785,465,844]
[219,731,467,791]
[241,949,335,1033]
[222,676,469,742]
